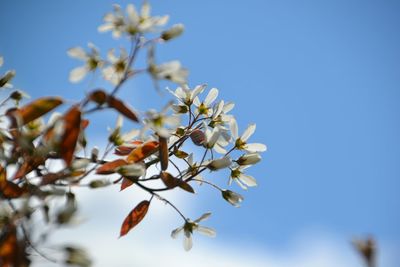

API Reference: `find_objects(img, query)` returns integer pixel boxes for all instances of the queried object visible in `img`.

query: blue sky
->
[1,0,399,266]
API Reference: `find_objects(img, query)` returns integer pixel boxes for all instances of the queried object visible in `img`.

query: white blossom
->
[125,3,169,35]
[102,48,129,85]
[144,107,180,138]
[117,163,145,177]
[167,84,206,106]
[161,24,184,41]
[98,3,168,38]
[67,43,103,83]
[236,153,261,166]
[229,165,257,190]
[230,119,267,153]
[171,212,216,251]
[208,156,231,171]
[98,4,125,38]
[222,190,244,207]
[150,60,188,84]
[193,87,219,116]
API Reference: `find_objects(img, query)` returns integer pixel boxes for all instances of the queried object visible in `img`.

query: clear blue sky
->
[1,0,399,264]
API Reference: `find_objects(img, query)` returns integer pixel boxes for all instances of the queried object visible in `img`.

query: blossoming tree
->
[0,2,266,266]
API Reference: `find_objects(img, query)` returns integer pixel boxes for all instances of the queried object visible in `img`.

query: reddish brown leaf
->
[13,157,45,180]
[81,119,90,129]
[96,159,128,174]
[127,141,159,163]
[10,97,63,125]
[115,146,134,156]
[60,106,81,166]
[178,181,195,194]
[159,136,169,171]
[160,171,179,188]
[115,140,143,156]
[0,166,25,199]
[0,224,17,265]
[120,177,134,191]
[88,89,107,105]
[119,200,150,237]
[108,96,139,122]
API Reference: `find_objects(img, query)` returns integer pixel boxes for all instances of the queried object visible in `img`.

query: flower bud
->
[208,157,231,171]
[117,164,145,178]
[222,190,243,207]
[190,129,206,146]
[91,146,99,162]
[236,153,261,165]
[71,158,90,170]
[0,70,16,87]
[89,179,111,189]
[172,104,188,114]
[161,24,184,41]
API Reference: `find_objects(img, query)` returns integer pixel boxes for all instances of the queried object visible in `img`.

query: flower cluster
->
[0,3,267,266]
[68,3,187,86]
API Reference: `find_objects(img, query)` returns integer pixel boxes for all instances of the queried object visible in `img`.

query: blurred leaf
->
[57,192,77,224]
[174,150,188,159]
[114,145,134,156]
[127,141,159,163]
[0,224,17,265]
[64,246,92,267]
[9,97,63,125]
[160,171,179,188]
[40,172,66,185]
[159,136,168,171]
[0,165,25,199]
[352,237,376,267]
[96,159,128,174]
[120,177,134,191]
[115,140,143,156]
[119,200,150,237]
[89,179,111,189]
[178,181,195,194]
[60,106,81,166]
[81,119,90,129]
[88,89,107,105]
[108,96,139,122]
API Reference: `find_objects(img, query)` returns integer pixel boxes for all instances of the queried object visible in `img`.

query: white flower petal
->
[175,86,186,99]
[204,88,218,106]
[191,84,207,100]
[112,30,122,39]
[213,143,227,154]
[98,23,114,32]
[230,119,238,140]
[194,212,211,223]
[171,226,183,239]
[193,96,201,107]
[183,230,193,251]
[244,143,267,153]
[241,123,256,142]
[67,47,88,60]
[234,178,248,190]
[126,4,139,24]
[207,128,220,148]
[213,100,224,119]
[0,57,3,67]
[141,2,151,18]
[164,115,180,127]
[239,173,257,187]
[223,102,235,113]
[69,66,89,83]
[196,226,216,238]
